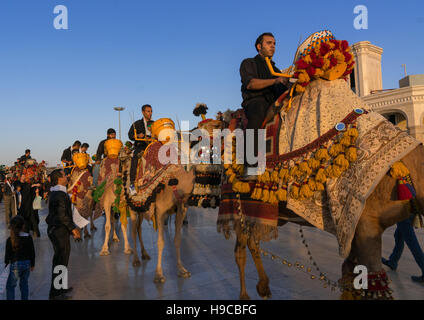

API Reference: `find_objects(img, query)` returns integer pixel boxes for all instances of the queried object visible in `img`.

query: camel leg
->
[121,214,132,255]
[138,214,150,260]
[235,230,249,300]
[247,237,271,299]
[131,211,141,266]
[154,207,167,283]
[175,205,191,278]
[112,210,120,242]
[100,206,111,256]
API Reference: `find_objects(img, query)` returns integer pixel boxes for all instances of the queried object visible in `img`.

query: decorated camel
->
[123,119,195,282]
[215,30,424,300]
[68,153,100,238]
[94,139,132,256]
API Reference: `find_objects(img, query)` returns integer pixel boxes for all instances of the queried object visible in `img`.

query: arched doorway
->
[382,112,408,131]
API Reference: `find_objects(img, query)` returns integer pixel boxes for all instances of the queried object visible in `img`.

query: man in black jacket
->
[95,128,116,164]
[46,169,81,300]
[18,149,31,166]
[128,104,154,195]
[61,141,81,176]
[240,33,288,167]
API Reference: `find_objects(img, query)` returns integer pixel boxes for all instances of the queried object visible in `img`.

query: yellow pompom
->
[326,165,343,178]
[390,161,410,179]
[296,84,306,93]
[269,190,278,205]
[299,183,314,200]
[316,167,327,184]
[322,58,331,71]
[276,187,287,202]
[346,146,357,162]
[289,184,300,200]
[315,148,330,162]
[232,181,242,193]
[299,161,312,177]
[224,164,231,170]
[290,165,302,179]
[340,135,352,147]
[308,178,317,192]
[279,166,290,182]
[298,70,310,83]
[308,158,321,171]
[251,183,261,200]
[313,68,324,79]
[334,153,349,171]
[261,186,270,202]
[271,170,279,183]
[346,127,359,139]
[315,182,325,191]
[260,170,271,184]
[329,143,343,157]
[241,182,251,194]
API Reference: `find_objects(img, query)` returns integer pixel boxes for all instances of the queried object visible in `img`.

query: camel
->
[68,166,98,239]
[232,145,424,300]
[217,32,424,299]
[97,155,132,256]
[122,141,195,282]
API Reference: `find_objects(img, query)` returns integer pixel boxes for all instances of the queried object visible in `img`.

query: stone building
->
[350,41,424,141]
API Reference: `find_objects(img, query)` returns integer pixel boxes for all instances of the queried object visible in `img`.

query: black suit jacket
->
[46,190,76,232]
[128,118,153,151]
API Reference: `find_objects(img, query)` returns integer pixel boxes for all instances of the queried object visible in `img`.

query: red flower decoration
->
[312,57,324,68]
[77,181,82,185]
[296,59,309,69]
[330,39,340,49]
[330,56,338,68]
[309,51,317,60]
[343,51,352,62]
[300,81,309,87]
[343,69,353,76]
[346,62,355,70]
[293,72,300,78]
[320,43,330,56]
[306,66,316,77]
[341,40,349,51]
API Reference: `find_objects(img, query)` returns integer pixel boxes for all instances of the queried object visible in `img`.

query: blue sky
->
[0,0,423,166]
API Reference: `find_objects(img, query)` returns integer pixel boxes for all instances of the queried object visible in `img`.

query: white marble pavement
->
[0,204,423,300]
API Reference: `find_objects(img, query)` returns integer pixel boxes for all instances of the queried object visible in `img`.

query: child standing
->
[4,215,35,300]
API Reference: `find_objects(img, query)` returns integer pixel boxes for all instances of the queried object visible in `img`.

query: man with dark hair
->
[240,33,288,168]
[18,149,31,166]
[2,175,17,225]
[61,141,81,175]
[80,143,89,153]
[128,104,154,195]
[46,169,81,300]
[95,129,116,164]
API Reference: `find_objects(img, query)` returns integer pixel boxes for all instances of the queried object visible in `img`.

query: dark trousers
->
[388,214,424,275]
[130,146,145,184]
[243,97,270,165]
[48,226,71,298]
[3,195,15,225]
[30,210,40,236]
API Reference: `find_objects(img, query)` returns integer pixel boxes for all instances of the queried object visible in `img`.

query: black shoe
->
[411,275,424,283]
[382,258,397,271]
[114,212,120,220]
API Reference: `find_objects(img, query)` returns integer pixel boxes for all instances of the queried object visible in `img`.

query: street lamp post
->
[114,107,125,141]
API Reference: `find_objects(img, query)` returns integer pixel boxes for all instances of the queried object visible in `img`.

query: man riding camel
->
[128,104,154,195]
[240,32,289,169]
